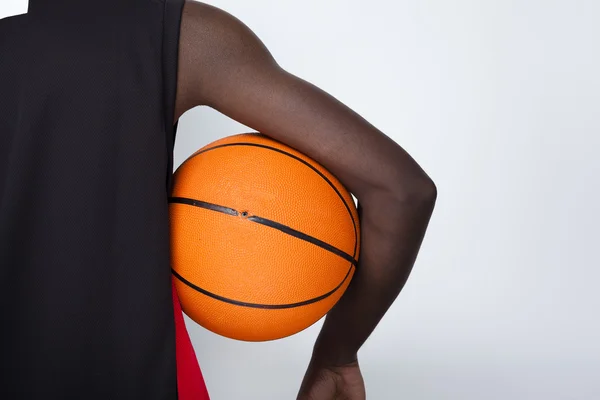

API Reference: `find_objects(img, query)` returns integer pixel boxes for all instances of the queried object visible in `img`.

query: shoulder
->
[182,0,242,28]
[175,0,278,119]
[0,14,29,57]
[0,13,26,34]
[0,8,27,25]
[181,0,269,55]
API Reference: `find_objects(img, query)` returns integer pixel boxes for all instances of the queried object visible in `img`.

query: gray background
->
[3,0,599,399]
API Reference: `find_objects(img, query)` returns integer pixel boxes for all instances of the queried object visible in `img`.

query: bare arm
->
[176,0,437,392]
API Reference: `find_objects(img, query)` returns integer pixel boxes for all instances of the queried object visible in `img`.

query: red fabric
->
[172,277,211,400]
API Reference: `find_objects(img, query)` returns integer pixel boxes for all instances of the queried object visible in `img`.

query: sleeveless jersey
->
[0,1,209,398]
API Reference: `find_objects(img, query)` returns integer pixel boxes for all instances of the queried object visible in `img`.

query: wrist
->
[310,335,358,368]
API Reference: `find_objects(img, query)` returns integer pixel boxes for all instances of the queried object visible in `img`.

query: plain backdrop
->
[3,1,600,399]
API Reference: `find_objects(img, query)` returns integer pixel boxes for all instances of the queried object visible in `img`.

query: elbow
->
[357,162,437,213]
[389,175,437,210]
[417,176,438,205]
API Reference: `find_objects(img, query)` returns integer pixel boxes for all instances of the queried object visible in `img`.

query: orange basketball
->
[168,132,360,341]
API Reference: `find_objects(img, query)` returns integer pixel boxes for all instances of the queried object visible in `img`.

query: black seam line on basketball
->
[171,265,354,310]
[168,197,238,216]
[167,196,357,266]
[182,141,359,262]
[247,216,358,267]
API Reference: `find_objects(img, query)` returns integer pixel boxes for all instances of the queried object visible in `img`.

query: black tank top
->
[0,1,208,398]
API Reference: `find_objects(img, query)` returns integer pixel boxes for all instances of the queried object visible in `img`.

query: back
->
[0,1,207,398]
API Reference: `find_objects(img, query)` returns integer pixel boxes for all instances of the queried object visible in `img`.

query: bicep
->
[179,0,433,202]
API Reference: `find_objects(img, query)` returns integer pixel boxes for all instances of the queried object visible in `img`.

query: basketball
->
[168,132,360,341]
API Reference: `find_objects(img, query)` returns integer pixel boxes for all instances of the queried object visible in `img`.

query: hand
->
[297,359,366,400]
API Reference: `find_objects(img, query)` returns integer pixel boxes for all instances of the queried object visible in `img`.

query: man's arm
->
[176,0,437,391]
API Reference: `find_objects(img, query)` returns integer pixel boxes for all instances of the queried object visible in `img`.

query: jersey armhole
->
[162,0,185,195]
[163,1,210,398]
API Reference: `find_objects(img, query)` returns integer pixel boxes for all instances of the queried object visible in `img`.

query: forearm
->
[311,186,436,366]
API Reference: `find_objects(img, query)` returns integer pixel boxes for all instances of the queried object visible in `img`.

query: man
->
[0,1,436,398]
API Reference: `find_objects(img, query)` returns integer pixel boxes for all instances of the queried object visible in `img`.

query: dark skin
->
[174,2,437,398]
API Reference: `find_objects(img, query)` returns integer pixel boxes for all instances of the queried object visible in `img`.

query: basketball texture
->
[168,132,360,341]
